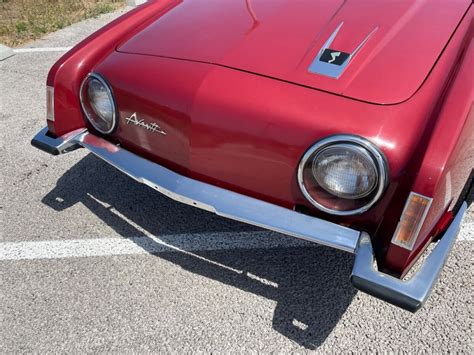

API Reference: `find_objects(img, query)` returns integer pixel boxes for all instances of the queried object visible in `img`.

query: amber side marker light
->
[391,192,433,250]
[46,86,54,122]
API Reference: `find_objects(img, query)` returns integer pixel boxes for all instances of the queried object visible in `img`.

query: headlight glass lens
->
[312,145,377,199]
[298,136,388,215]
[80,74,116,134]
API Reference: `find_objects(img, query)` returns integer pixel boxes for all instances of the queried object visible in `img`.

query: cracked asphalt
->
[1,7,473,353]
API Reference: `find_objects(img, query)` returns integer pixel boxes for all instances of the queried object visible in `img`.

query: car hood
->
[117,0,470,105]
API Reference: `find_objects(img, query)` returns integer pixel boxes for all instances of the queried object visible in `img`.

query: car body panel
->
[46,0,181,136]
[117,0,470,104]
[43,0,473,279]
[385,34,474,275]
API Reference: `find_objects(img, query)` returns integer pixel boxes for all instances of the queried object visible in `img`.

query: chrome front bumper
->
[32,127,467,312]
[352,202,466,312]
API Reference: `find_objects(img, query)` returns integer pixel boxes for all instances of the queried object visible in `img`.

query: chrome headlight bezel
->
[297,135,389,216]
[79,72,117,135]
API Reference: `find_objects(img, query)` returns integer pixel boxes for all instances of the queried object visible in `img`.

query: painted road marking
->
[13,47,72,53]
[1,193,471,262]
[0,222,471,261]
[0,231,314,261]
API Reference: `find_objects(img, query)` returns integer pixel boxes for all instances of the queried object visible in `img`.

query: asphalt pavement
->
[1,7,473,353]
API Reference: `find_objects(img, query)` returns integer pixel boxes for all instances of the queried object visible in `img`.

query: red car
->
[32,0,473,312]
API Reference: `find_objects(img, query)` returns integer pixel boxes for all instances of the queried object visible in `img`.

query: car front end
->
[31,0,473,312]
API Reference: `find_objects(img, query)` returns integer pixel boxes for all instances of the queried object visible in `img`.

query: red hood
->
[117,0,469,105]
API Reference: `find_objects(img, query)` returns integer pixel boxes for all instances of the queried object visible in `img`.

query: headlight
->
[80,73,117,134]
[298,135,388,215]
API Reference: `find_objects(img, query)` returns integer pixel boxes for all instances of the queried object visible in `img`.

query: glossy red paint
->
[117,0,469,104]
[46,0,473,276]
[385,25,474,275]
[47,0,182,136]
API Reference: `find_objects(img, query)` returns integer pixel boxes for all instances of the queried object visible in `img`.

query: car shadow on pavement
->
[42,154,356,350]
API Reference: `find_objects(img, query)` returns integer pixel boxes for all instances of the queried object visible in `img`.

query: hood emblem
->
[308,22,378,79]
[125,113,167,135]
[320,49,350,66]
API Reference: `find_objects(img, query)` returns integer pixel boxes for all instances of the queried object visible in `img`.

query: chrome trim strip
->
[297,135,389,216]
[351,26,379,58]
[319,21,344,56]
[31,127,361,253]
[308,22,378,79]
[390,192,433,250]
[351,202,467,312]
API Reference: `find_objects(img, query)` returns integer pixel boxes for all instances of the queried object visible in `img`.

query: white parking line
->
[0,231,313,261]
[13,47,72,53]
[1,190,471,263]
[0,222,471,261]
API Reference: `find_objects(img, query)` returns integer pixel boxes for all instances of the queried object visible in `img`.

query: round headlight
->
[80,73,117,134]
[298,135,388,215]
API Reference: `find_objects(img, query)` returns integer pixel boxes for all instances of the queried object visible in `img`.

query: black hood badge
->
[319,49,350,66]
